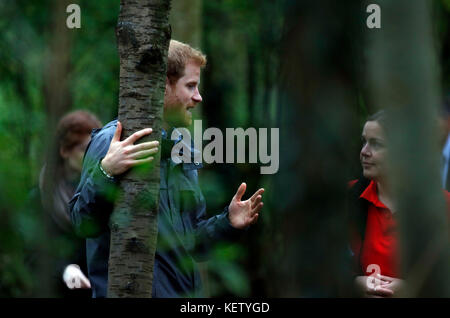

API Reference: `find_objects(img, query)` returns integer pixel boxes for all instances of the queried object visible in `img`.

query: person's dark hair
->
[45,110,102,184]
[55,110,102,164]
[366,109,386,128]
[56,110,102,150]
[40,110,102,232]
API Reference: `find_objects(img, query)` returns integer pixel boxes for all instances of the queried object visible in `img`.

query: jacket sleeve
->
[69,126,118,238]
[190,173,245,262]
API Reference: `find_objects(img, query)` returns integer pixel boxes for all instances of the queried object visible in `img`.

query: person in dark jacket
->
[69,40,265,298]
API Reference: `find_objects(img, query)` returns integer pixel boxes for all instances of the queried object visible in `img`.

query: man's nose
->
[192,89,202,103]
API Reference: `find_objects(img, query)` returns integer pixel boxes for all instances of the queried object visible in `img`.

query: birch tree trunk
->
[107,0,171,298]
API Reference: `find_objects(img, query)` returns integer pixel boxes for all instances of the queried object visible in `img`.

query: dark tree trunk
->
[269,0,364,297]
[42,0,72,134]
[40,0,74,297]
[107,0,171,298]
[367,0,450,297]
[169,0,202,48]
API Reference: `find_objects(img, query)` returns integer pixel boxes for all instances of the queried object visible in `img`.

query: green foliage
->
[443,0,450,11]
[1,0,449,297]
[0,0,120,297]
[70,0,120,121]
[207,243,250,297]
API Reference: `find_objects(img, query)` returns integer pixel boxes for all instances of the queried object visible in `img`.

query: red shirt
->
[350,180,450,278]
[359,180,398,277]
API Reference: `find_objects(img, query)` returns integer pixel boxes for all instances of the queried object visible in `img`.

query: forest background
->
[0,0,449,297]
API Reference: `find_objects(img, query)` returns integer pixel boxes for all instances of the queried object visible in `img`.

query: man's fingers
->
[234,182,247,202]
[124,128,153,145]
[113,121,123,142]
[250,213,259,225]
[129,156,154,167]
[250,188,265,202]
[252,202,263,215]
[132,140,159,152]
[130,148,159,159]
[251,195,262,209]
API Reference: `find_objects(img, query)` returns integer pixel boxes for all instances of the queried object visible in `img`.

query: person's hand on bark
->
[101,121,159,176]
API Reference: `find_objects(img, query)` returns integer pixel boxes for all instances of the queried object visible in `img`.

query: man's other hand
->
[101,121,159,176]
[228,182,264,230]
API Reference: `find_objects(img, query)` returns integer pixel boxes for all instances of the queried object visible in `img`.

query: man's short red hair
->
[167,40,207,84]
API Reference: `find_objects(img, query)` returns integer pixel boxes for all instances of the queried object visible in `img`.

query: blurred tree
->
[0,0,72,297]
[39,0,75,297]
[169,0,202,48]
[42,0,73,134]
[169,0,204,130]
[268,0,364,297]
[436,0,450,91]
[107,0,171,298]
[70,0,120,122]
[200,0,284,296]
[367,0,450,297]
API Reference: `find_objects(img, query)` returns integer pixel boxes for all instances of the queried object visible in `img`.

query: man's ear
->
[60,146,69,159]
[165,77,170,93]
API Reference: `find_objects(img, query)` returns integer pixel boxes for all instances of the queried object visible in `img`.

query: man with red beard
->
[70,40,265,298]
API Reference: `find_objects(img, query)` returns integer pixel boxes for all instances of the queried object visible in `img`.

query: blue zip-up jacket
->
[69,120,243,298]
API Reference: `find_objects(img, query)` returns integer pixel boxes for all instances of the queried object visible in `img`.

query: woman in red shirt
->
[349,111,401,297]
[350,110,450,297]
[349,110,445,297]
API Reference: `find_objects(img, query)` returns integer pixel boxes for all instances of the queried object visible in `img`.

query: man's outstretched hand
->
[228,182,264,229]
